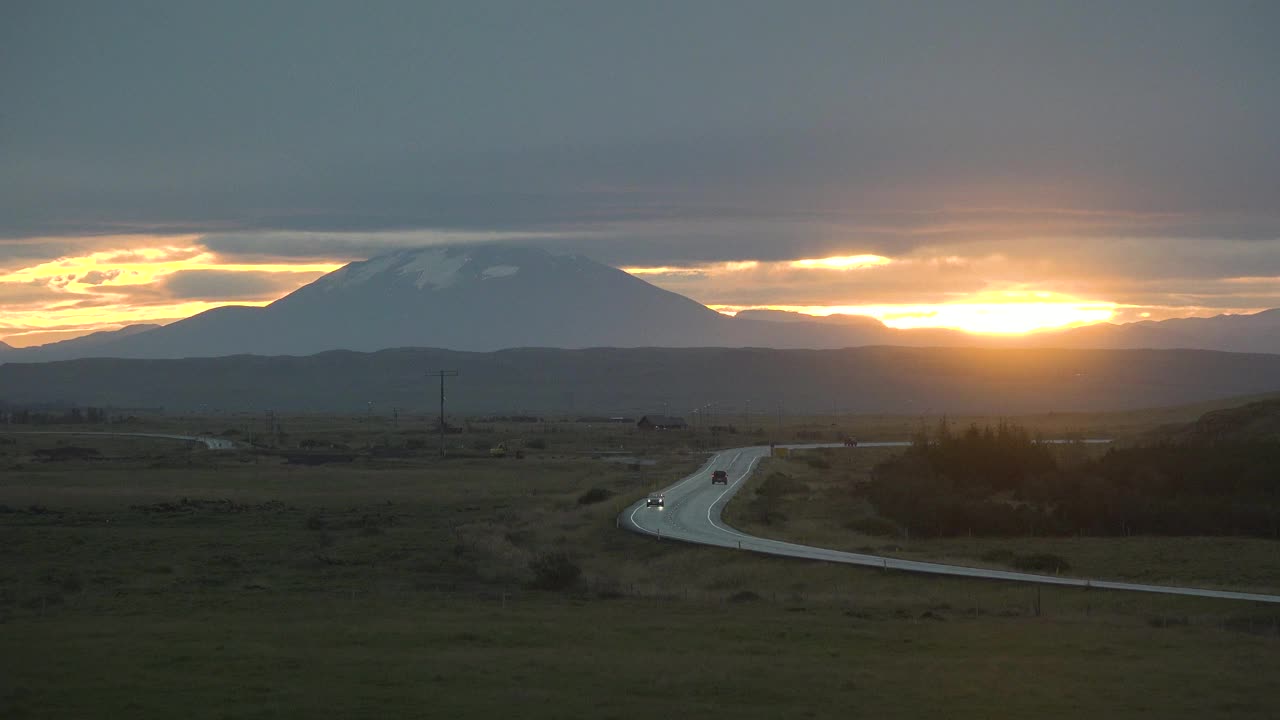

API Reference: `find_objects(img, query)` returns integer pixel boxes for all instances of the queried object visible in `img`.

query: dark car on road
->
[646,493,665,508]
[711,470,729,484]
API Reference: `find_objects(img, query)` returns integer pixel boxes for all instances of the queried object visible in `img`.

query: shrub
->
[980,549,1017,564]
[748,496,787,525]
[577,487,614,505]
[525,438,547,450]
[845,515,900,537]
[757,472,807,498]
[34,446,99,461]
[528,552,581,590]
[727,590,762,603]
[1011,553,1071,573]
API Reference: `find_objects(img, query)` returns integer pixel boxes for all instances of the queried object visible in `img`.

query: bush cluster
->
[528,552,581,590]
[862,420,1280,539]
[576,487,614,505]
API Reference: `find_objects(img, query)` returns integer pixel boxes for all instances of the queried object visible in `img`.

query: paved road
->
[2,430,237,450]
[620,443,1280,604]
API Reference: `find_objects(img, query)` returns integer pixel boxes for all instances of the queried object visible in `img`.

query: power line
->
[428,370,459,458]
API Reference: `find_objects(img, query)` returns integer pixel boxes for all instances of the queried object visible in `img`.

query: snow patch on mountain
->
[396,249,469,289]
[482,265,519,279]
[328,254,400,289]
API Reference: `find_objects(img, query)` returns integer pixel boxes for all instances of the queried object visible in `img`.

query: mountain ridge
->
[4,345,1280,415]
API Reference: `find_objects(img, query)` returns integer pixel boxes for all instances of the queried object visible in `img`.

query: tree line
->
[861,420,1280,539]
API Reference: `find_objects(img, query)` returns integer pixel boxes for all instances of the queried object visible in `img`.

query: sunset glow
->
[0,238,345,346]
[1,239,1266,346]
[788,255,893,270]
[622,261,760,275]
[712,293,1118,335]
[624,255,892,276]
[0,245,342,287]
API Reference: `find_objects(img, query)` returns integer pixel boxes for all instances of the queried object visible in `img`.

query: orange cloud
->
[622,260,760,276]
[0,236,345,346]
[788,255,893,270]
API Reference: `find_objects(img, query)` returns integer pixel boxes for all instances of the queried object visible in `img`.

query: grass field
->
[3,414,1279,718]
[6,595,1280,720]
[722,445,1280,595]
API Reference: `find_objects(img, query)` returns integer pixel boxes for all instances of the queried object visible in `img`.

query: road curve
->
[619,443,1280,604]
[2,430,237,450]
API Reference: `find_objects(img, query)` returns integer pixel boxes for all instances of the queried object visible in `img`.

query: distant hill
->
[3,346,1280,415]
[1,325,162,362]
[1157,397,1280,445]
[1041,309,1280,355]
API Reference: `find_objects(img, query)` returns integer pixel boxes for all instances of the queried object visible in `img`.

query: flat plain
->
[2,410,1278,718]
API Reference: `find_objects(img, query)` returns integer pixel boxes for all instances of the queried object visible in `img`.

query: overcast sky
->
[3,1,1279,344]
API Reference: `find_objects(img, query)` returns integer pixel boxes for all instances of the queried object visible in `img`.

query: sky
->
[2,1,1279,346]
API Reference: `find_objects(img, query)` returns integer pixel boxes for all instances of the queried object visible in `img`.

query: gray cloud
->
[3,1,1278,245]
[3,0,1279,323]
[78,269,122,285]
[161,270,324,300]
[0,281,62,307]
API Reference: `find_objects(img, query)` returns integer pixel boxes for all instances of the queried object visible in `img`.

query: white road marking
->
[621,441,1280,604]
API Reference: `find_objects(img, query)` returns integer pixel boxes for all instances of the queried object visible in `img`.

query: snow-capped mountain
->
[44,246,731,358]
[13,245,915,360]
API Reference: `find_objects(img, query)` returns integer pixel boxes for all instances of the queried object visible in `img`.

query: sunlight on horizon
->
[0,241,345,346]
[713,295,1118,335]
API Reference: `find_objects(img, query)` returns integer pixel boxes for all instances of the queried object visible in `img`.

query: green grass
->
[3,420,1280,718]
[3,594,1279,720]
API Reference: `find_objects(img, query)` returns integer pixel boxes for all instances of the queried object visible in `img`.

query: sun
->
[873,301,1116,334]
[712,292,1117,335]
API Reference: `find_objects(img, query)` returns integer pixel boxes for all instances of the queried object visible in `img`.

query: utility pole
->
[428,370,459,458]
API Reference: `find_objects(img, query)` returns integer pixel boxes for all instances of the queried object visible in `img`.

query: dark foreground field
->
[7,595,1279,720]
[3,420,1279,718]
